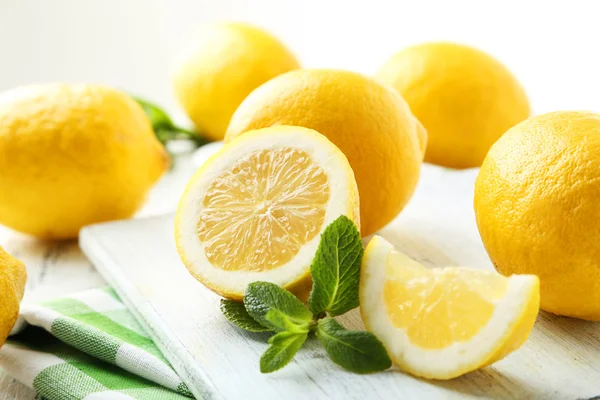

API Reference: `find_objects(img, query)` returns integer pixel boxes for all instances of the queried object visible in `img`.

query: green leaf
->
[316,318,391,374]
[219,299,272,332]
[265,309,313,333]
[244,282,312,332]
[133,96,175,133]
[260,331,308,373]
[308,215,364,317]
[132,96,208,146]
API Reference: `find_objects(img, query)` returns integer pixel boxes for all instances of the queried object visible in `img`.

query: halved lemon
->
[360,236,539,379]
[175,126,360,300]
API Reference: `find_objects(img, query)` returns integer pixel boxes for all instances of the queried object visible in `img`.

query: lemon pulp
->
[383,250,508,349]
[197,148,330,271]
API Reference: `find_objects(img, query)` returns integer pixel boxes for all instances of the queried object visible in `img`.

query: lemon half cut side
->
[175,126,360,300]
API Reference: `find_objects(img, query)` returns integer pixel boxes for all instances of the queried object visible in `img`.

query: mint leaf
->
[220,299,271,332]
[260,331,308,373]
[308,215,363,317]
[245,282,312,332]
[265,309,312,333]
[316,318,391,374]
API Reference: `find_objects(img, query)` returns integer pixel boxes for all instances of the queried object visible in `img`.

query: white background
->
[0,0,599,123]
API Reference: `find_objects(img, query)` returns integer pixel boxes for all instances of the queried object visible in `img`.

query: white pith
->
[361,236,537,376]
[176,127,355,294]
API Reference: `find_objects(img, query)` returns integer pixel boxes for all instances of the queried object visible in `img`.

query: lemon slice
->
[360,236,539,380]
[175,126,359,300]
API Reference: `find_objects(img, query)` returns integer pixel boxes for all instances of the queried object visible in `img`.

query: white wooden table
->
[0,147,199,399]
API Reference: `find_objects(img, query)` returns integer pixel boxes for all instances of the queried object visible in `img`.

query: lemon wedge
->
[175,126,359,300]
[360,236,539,379]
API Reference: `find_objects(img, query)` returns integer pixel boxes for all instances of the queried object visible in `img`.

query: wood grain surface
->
[79,165,600,400]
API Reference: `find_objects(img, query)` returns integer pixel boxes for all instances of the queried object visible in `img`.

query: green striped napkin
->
[0,287,194,399]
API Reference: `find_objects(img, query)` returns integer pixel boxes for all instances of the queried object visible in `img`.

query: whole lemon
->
[0,246,27,347]
[0,84,169,239]
[225,69,426,237]
[377,42,530,169]
[474,111,600,320]
[172,22,300,141]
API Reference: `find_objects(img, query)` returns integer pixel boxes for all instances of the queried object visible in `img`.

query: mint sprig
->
[308,215,363,317]
[219,215,391,374]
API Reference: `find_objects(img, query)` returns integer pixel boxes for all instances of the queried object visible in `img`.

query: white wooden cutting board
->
[79,165,600,400]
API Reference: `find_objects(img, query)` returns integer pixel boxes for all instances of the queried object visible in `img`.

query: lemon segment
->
[175,126,359,300]
[360,236,539,380]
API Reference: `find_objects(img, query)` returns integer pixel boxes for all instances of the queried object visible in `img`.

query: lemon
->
[0,246,27,347]
[360,236,539,380]
[225,69,426,237]
[175,126,359,300]
[377,42,530,169]
[0,84,169,239]
[172,22,300,141]
[475,111,600,320]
